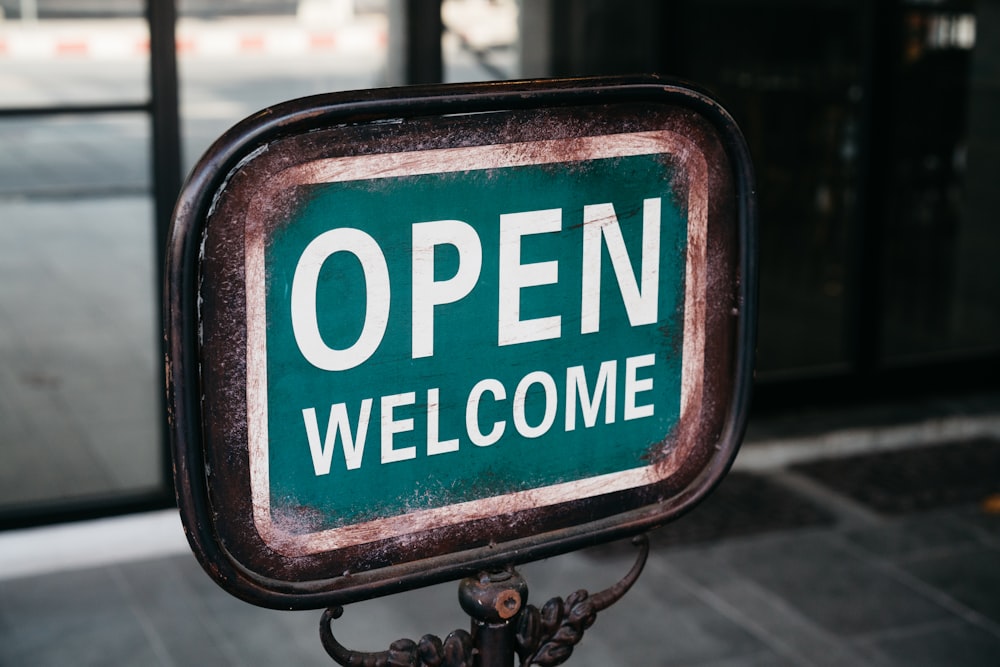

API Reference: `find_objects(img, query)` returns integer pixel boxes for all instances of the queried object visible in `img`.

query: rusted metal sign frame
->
[165,75,757,610]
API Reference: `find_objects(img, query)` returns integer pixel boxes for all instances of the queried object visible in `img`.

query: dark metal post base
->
[319,535,649,667]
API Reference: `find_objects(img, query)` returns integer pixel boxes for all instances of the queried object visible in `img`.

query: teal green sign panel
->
[243,131,710,556]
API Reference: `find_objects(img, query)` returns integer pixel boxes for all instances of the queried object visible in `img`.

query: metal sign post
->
[165,76,755,665]
[320,535,648,666]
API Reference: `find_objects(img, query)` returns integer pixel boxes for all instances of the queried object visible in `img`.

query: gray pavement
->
[0,442,999,666]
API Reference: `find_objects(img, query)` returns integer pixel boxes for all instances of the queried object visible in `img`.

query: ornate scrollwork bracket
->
[320,534,649,667]
[320,607,476,667]
[514,535,649,666]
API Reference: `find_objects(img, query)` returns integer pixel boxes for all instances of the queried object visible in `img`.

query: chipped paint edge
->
[241,130,708,557]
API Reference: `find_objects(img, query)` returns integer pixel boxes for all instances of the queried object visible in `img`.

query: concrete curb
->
[736,412,1000,471]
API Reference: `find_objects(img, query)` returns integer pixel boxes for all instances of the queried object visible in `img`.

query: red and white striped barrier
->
[0,17,387,60]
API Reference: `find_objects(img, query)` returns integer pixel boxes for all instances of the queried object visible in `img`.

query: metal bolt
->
[494,589,522,619]
[459,569,528,624]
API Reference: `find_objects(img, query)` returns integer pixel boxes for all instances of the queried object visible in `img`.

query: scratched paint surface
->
[263,153,687,533]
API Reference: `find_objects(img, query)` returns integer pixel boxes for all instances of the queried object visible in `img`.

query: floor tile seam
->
[658,523,841,565]
[683,649,791,667]
[29,379,126,487]
[763,515,852,544]
[846,616,979,646]
[823,532,1000,641]
[24,339,159,479]
[888,540,1000,566]
[107,563,181,667]
[760,468,885,528]
[953,513,1000,549]
[107,556,249,667]
[157,556,252,666]
[3,385,116,475]
[649,557,854,667]
[0,185,152,200]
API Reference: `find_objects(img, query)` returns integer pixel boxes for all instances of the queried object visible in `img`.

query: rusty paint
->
[238,130,708,558]
[165,76,756,609]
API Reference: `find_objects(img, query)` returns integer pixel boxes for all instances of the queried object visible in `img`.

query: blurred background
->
[0,0,996,527]
[0,1,998,665]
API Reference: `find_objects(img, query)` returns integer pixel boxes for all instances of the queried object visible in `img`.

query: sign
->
[165,77,756,609]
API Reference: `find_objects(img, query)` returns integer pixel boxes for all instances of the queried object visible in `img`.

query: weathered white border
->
[243,130,708,556]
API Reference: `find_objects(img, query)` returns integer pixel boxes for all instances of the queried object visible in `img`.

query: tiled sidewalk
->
[1,441,998,666]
